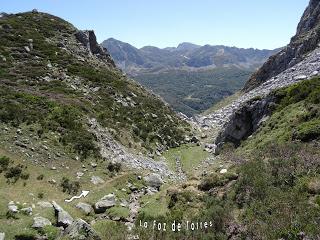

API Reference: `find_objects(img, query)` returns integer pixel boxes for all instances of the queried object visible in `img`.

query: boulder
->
[76,202,93,215]
[0,233,5,240]
[52,201,74,228]
[21,207,33,215]
[64,218,101,240]
[91,176,105,185]
[8,203,19,214]
[94,193,116,213]
[144,173,163,189]
[32,216,52,229]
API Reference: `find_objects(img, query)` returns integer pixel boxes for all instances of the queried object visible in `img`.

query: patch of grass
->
[163,144,209,175]
[106,206,130,219]
[92,220,128,240]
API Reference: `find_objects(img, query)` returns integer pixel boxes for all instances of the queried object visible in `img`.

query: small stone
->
[0,233,5,240]
[24,46,30,52]
[76,172,84,178]
[21,207,33,215]
[8,204,19,214]
[48,179,57,184]
[220,169,228,174]
[90,162,97,168]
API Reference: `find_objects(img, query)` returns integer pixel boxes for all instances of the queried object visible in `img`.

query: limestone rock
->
[21,207,33,215]
[52,201,74,228]
[64,218,101,240]
[91,176,105,185]
[32,216,51,229]
[0,232,5,240]
[244,0,320,91]
[143,173,163,189]
[76,202,93,215]
[94,193,116,213]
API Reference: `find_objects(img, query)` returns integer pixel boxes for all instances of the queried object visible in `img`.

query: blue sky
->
[2,0,309,49]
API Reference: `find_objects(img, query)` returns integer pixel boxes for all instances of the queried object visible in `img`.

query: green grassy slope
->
[0,12,188,157]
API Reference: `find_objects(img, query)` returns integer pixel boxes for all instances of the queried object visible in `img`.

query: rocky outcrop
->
[199,47,320,148]
[88,118,180,180]
[32,217,52,229]
[75,30,115,67]
[52,201,74,228]
[64,218,101,240]
[243,0,320,91]
[143,173,164,189]
[94,193,116,213]
[214,96,275,146]
[76,202,93,215]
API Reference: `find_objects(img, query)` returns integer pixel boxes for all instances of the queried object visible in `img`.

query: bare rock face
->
[244,0,320,91]
[75,30,116,67]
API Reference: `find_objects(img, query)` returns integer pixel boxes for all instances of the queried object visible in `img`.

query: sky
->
[1,0,310,50]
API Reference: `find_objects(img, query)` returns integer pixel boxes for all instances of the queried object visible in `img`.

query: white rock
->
[220,169,228,174]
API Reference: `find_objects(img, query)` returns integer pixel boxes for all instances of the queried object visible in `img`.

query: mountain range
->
[102,38,279,115]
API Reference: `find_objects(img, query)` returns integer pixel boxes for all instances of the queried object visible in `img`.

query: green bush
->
[60,177,81,194]
[294,119,320,141]
[107,162,122,173]
[5,165,24,183]
[0,155,10,172]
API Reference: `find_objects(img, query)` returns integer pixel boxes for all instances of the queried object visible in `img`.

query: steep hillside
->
[102,38,277,115]
[0,10,194,240]
[244,0,320,91]
[0,11,188,159]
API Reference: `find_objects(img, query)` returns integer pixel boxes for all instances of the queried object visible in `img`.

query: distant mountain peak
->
[176,42,201,51]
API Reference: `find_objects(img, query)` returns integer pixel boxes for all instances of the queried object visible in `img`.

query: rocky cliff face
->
[243,0,320,91]
[75,30,115,66]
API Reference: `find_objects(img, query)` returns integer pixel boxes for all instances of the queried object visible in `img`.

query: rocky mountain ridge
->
[200,0,320,151]
[102,38,277,75]
[103,38,278,116]
[244,0,320,91]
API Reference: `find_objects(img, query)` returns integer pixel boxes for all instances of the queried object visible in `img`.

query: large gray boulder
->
[144,173,163,189]
[52,201,74,228]
[94,193,116,213]
[0,233,5,240]
[32,216,52,229]
[64,218,101,240]
[76,202,93,215]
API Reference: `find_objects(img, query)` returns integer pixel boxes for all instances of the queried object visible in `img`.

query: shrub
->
[38,192,44,199]
[0,155,10,172]
[60,177,81,194]
[294,119,320,141]
[107,162,122,173]
[5,165,23,183]
[37,174,44,180]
